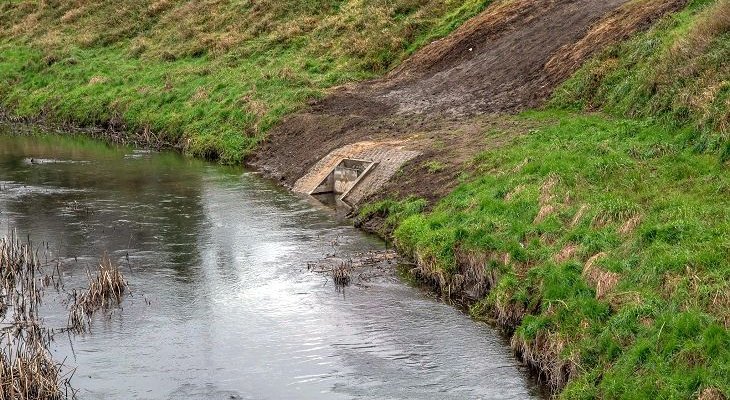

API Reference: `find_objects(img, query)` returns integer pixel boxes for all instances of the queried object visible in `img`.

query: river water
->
[0,128,541,400]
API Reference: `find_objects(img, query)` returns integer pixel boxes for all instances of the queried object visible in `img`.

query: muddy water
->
[0,129,541,400]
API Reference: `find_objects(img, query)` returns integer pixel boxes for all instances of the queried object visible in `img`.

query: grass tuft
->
[68,255,128,334]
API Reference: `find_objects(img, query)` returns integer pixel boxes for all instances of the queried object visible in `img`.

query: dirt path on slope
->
[254,0,686,204]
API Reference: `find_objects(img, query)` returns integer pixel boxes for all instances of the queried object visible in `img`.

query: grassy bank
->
[552,0,729,159]
[370,111,729,398]
[0,0,491,163]
[361,1,729,397]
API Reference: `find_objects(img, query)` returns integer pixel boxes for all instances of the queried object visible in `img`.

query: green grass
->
[388,111,729,398]
[0,0,493,163]
[365,4,729,396]
[423,160,447,174]
[552,0,729,159]
[358,196,427,233]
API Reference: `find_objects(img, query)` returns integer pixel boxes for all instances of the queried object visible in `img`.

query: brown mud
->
[254,0,687,204]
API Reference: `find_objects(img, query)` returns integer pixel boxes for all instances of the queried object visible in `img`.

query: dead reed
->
[0,234,44,320]
[308,249,398,289]
[0,234,73,399]
[331,263,351,287]
[0,324,71,400]
[68,255,128,334]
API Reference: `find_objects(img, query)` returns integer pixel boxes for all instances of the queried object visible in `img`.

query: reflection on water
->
[0,128,541,400]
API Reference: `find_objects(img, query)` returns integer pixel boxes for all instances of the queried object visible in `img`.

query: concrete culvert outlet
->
[294,141,420,208]
[311,158,376,198]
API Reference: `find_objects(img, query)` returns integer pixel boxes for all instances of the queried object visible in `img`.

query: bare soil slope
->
[255,0,686,202]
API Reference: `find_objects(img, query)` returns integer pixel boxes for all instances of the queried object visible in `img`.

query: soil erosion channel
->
[0,131,543,399]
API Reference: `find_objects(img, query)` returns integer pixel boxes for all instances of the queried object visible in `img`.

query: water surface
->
[0,128,541,400]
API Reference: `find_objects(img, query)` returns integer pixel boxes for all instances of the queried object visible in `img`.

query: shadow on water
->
[0,125,545,400]
[0,130,206,279]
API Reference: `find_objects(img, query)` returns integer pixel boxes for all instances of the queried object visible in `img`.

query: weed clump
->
[0,234,73,399]
[68,255,128,334]
[331,263,351,287]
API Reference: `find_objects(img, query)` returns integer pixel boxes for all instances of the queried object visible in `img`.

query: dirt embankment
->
[254,0,687,203]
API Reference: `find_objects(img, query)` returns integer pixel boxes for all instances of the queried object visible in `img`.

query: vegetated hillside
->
[553,0,729,159]
[358,0,729,398]
[255,0,688,194]
[0,0,492,162]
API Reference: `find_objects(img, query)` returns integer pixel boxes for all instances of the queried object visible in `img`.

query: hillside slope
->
[0,0,727,398]
[553,0,729,157]
[355,0,729,398]
[0,0,493,162]
[255,0,685,199]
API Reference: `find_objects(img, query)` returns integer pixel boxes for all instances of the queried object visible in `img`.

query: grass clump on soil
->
[357,197,427,235]
[381,110,729,398]
[0,0,492,163]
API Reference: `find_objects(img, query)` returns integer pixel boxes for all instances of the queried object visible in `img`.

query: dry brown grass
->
[504,184,525,201]
[618,214,642,235]
[582,252,620,299]
[493,288,527,329]
[68,255,128,334]
[511,330,576,391]
[545,0,689,80]
[87,76,107,85]
[592,206,640,229]
[1,0,470,68]
[681,0,730,54]
[532,175,561,223]
[189,87,209,102]
[60,7,85,24]
[539,175,559,205]
[709,289,730,329]
[554,244,579,263]
[0,235,72,399]
[533,204,555,224]
[698,387,727,400]
[570,204,589,227]
[146,0,172,17]
[453,249,504,300]
[663,0,730,133]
